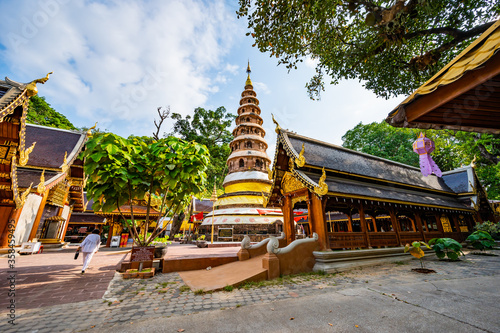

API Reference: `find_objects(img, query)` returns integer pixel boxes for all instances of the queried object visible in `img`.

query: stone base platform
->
[313,247,435,273]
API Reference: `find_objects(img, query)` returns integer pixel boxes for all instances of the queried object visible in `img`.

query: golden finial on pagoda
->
[295,143,306,168]
[61,151,69,173]
[37,170,46,194]
[19,142,36,166]
[87,122,97,136]
[245,60,252,86]
[26,72,53,97]
[471,155,477,168]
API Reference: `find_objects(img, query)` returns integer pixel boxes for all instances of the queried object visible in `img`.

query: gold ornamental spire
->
[245,60,252,86]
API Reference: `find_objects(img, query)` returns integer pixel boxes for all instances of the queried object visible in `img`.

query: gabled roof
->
[265,126,479,212]
[25,124,87,169]
[386,19,500,133]
[281,130,454,194]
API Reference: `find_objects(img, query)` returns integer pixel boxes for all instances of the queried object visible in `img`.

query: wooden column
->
[371,216,377,232]
[347,214,353,232]
[60,205,74,242]
[358,202,371,248]
[28,191,49,242]
[308,192,329,251]
[414,213,426,242]
[451,214,461,233]
[106,217,114,248]
[435,213,444,236]
[0,208,21,248]
[389,207,401,246]
[282,195,295,245]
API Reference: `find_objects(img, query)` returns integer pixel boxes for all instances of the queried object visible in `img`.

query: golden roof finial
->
[471,155,477,168]
[87,122,98,136]
[61,151,69,173]
[272,113,282,134]
[295,143,306,168]
[37,170,46,194]
[313,167,328,196]
[19,142,36,166]
[245,60,252,86]
[16,183,32,209]
[26,72,53,97]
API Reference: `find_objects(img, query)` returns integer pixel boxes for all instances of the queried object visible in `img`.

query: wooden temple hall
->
[264,120,496,251]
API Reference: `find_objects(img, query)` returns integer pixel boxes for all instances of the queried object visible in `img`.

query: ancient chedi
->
[201,63,283,241]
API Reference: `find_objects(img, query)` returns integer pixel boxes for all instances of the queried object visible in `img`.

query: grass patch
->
[193,288,212,295]
[393,261,408,265]
[236,304,241,308]
[159,281,177,288]
[223,285,234,292]
[179,285,191,293]
[238,271,334,290]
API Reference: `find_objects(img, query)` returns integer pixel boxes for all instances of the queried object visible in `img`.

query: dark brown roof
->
[69,212,105,223]
[25,124,86,169]
[284,130,454,193]
[17,169,63,188]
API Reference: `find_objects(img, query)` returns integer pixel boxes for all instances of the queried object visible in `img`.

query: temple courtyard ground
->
[1,244,499,332]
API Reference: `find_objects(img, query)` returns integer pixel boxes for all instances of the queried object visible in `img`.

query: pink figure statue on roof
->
[413,132,442,177]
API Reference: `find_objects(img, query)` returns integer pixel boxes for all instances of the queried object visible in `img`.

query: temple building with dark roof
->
[0,73,89,249]
[264,121,496,251]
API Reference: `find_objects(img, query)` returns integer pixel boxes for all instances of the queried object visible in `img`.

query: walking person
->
[77,229,101,274]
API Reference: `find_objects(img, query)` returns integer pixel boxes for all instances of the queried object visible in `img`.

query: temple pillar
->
[0,208,21,248]
[451,214,461,233]
[358,202,371,248]
[414,213,426,242]
[308,192,329,251]
[435,213,445,236]
[389,207,402,246]
[282,195,295,245]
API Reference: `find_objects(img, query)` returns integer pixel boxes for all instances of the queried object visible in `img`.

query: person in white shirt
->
[77,229,101,274]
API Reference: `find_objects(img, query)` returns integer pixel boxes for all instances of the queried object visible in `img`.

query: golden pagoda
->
[201,63,283,240]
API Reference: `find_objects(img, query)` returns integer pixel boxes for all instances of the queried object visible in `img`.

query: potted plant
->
[196,235,207,248]
[428,238,465,261]
[466,230,497,255]
[404,241,435,273]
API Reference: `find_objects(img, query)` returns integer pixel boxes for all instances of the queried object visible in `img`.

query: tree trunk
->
[169,212,185,237]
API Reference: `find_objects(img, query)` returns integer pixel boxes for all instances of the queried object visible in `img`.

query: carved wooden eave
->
[264,119,330,208]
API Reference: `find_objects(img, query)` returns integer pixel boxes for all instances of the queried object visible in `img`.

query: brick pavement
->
[1,249,499,332]
[0,248,127,311]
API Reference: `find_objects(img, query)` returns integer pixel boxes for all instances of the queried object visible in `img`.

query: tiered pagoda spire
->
[220,63,272,207]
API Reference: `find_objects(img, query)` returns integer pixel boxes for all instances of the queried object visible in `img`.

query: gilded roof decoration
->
[25,72,53,97]
[281,171,306,194]
[37,170,46,194]
[15,183,32,209]
[272,113,281,134]
[61,151,69,173]
[313,167,328,196]
[295,143,306,168]
[19,141,36,166]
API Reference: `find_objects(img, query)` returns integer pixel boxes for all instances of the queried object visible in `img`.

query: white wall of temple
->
[13,193,42,245]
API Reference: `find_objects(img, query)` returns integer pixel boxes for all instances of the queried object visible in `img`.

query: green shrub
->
[474,221,500,240]
[197,235,206,241]
[428,238,464,261]
[466,231,496,252]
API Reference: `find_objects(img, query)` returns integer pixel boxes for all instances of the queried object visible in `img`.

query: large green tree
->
[342,122,500,199]
[27,95,76,130]
[237,0,499,99]
[168,107,236,193]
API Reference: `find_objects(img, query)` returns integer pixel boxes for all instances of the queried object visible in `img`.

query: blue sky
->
[0,0,404,156]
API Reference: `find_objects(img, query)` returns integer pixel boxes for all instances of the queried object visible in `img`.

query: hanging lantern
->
[413,133,442,177]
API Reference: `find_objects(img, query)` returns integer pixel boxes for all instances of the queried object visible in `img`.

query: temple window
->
[397,212,416,232]
[255,159,263,169]
[246,117,250,123]
[248,99,252,103]
[245,141,252,149]
[239,159,245,168]
[422,214,438,231]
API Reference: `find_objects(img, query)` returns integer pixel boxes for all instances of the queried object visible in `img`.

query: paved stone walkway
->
[1,249,499,332]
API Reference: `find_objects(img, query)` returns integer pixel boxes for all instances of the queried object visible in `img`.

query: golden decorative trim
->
[25,72,53,97]
[288,157,294,171]
[0,173,10,178]
[292,194,308,207]
[313,167,328,196]
[87,122,97,136]
[261,191,269,208]
[272,113,281,134]
[295,143,306,168]
[267,166,273,181]
[0,185,12,190]
[19,141,36,166]
[15,183,32,209]
[61,151,69,173]
[281,171,306,194]
[37,170,46,194]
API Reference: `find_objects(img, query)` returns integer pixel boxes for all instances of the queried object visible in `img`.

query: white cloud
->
[252,81,270,95]
[0,0,239,136]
